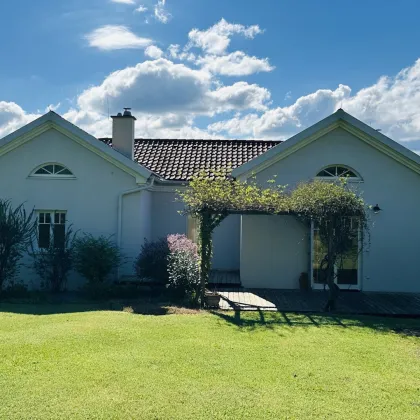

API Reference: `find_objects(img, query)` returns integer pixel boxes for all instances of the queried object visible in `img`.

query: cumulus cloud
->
[2,18,420,144]
[0,102,40,138]
[144,45,163,59]
[154,0,171,23]
[208,84,351,139]
[197,51,274,76]
[85,25,152,50]
[187,18,263,55]
[76,59,270,115]
[209,60,420,141]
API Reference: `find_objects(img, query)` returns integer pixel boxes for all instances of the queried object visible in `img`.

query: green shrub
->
[134,238,169,283]
[74,234,122,285]
[2,281,29,299]
[31,226,77,293]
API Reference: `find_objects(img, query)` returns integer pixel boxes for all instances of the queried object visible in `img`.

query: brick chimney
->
[111,108,136,159]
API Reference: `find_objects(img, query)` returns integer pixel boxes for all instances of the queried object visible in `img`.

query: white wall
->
[243,127,420,292]
[0,128,146,289]
[241,215,309,288]
[213,215,240,270]
[120,190,152,275]
[151,190,240,270]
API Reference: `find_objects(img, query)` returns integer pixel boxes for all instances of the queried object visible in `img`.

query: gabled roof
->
[0,111,152,182]
[100,138,281,181]
[231,109,420,179]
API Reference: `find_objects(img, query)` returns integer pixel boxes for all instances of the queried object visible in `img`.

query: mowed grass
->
[0,304,419,419]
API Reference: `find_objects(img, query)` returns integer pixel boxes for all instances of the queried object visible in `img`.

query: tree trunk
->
[199,211,213,307]
[324,220,339,312]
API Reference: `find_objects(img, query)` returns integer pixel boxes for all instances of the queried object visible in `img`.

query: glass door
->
[311,218,360,290]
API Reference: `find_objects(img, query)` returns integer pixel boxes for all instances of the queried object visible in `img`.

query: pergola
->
[180,172,369,311]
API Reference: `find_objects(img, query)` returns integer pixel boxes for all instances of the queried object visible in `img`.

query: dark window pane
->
[59,168,73,175]
[44,165,54,173]
[337,269,358,285]
[313,269,327,285]
[317,170,332,177]
[39,213,45,223]
[54,213,60,224]
[336,167,348,176]
[38,224,50,249]
[54,225,65,249]
[54,165,64,173]
[61,213,66,224]
[35,168,49,174]
[45,213,51,224]
[346,170,357,178]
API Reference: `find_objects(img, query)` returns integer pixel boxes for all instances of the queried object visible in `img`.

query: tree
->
[180,172,369,310]
[0,200,37,290]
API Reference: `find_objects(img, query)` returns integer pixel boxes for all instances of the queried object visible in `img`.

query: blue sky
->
[1,0,420,149]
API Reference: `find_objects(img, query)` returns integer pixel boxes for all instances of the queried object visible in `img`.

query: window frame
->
[29,163,75,179]
[36,210,67,249]
[315,165,362,182]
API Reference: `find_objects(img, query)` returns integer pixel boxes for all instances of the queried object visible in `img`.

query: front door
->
[311,219,361,290]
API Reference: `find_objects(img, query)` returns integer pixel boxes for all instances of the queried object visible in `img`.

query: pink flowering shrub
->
[167,234,200,302]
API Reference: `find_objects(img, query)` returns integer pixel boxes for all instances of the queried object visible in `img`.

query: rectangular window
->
[312,217,360,288]
[37,211,66,249]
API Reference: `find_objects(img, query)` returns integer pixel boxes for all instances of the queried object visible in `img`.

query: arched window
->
[316,165,361,181]
[30,163,74,178]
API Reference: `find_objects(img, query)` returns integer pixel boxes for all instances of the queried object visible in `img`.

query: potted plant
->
[204,290,220,308]
[299,272,310,291]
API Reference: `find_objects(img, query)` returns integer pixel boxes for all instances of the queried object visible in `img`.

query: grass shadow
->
[210,309,420,337]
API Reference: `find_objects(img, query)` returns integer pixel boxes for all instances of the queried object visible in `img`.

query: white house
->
[1,108,420,293]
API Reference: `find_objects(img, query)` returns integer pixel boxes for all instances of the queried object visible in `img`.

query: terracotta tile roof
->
[99,138,282,181]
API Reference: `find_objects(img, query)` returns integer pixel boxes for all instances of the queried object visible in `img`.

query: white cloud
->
[44,102,61,113]
[210,82,270,112]
[111,0,135,4]
[63,109,223,139]
[135,5,148,13]
[197,51,274,76]
[187,18,263,55]
[0,102,40,138]
[154,0,171,24]
[208,84,351,139]
[145,45,163,59]
[167,44,180,58]
[85,25,152,50]
[209,60,420,141]
[77,58,269,116]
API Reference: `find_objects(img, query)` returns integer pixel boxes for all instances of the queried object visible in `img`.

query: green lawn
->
[0,304,419,419]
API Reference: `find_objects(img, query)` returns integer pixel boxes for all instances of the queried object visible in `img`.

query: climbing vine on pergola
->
[180,171,369,311]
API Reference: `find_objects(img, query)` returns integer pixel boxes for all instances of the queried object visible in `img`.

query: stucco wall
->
[0,128,145,289]
[120,190,152,275]
[151,190,240,270]
[241,215,309,288]
[242,127,420,292]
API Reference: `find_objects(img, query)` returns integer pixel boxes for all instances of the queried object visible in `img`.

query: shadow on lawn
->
[0,298,199,316]
[210,309,420,337]
[1,297,419,338]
